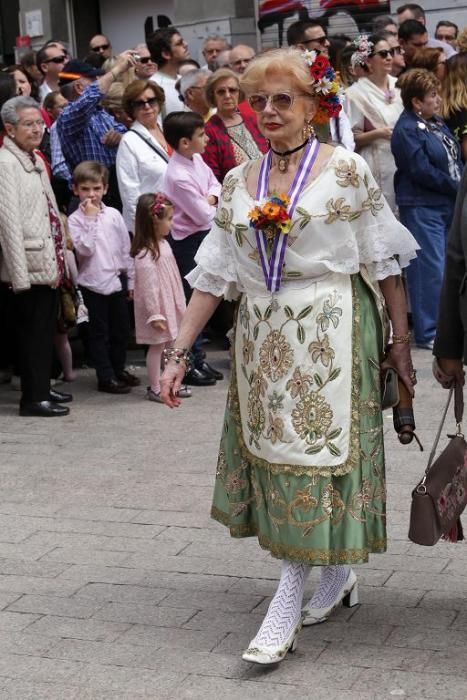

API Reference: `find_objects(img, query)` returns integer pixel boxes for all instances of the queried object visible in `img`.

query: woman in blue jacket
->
[391,68,462,349]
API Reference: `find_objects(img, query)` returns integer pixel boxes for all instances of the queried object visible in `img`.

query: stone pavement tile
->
[118,623,227,652]
[0,541,56,561]
[357,585,424,607]
[301,619,394,645]
[0,593,22,611]
[162,589,264,614]
[421,650,467,679]
[316,641,430,672]
[27,531,186,556]
[385,625,467,651]
[0,653,83,683]
[418,590,465,610]
[66,663,183,695]
[54,506,142,522]
[404,541,461,559]
[56,564,147,586]
[131,510,212,528]
[6,594,104,619]
[122,553,216,574]
[140,571,239,593]
[349,604,456,629]
[25,517,166,539]
[93,602,196,627]
[25,615,131,642]
[112,485,212,511]
[244,657,363,689]
[0,558,69,579]
[0,680,90,700]
[180,541,271,562]
[0,502,61,518]
[74,582,171,605]
[175,676,302,700]
[0,631,54,656]
[353,668,467,699]
[360,553,448,573]
[39,547,131,567]
[384,571,467,593]
[449,612,467,630]
[184,609,270,636]
[351,567,394,587]
[0,612,41,631]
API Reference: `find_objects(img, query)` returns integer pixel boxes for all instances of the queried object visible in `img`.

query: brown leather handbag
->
[409,382,467,546]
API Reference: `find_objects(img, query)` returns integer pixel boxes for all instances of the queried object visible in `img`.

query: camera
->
[131,52,141,61]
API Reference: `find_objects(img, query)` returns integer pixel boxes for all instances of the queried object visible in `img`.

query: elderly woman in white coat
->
[116,79,172,233]
[0,96,70,417]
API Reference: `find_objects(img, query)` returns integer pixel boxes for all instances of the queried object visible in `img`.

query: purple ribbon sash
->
[254,138,320,292]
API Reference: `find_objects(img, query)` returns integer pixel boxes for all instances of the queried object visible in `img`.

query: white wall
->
[99,0,174,51]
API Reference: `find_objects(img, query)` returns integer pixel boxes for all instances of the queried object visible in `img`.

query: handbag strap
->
[128,129,170,163]
[424,381,464,476]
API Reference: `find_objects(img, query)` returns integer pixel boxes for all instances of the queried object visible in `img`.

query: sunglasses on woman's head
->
[248,92,302,112]
[371,48,396,58]
[131,97,159,109]
[215,87,239,96]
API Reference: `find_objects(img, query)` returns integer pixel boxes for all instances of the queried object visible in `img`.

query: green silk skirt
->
[211,274,387,565]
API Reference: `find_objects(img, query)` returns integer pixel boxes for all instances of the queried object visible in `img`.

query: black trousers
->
[169,231,209,367]
[12,285,59,403]
[80,287,129,383]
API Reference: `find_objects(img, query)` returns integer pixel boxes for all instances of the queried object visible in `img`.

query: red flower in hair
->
[310,54,328,79]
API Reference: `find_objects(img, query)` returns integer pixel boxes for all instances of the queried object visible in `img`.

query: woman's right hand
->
[378,126,393,140]
[433,357,465,388]
[160,360,186,408]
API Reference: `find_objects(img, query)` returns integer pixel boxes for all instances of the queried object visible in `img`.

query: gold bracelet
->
[392,333,411,344]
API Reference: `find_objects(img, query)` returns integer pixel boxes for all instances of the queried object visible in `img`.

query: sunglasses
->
[45,55,67,64]
[248,92,303,112]
[371,48,396,59]
[215,86,239,96]
[138,56,153,64]
[91,43,110,52]
[302,35,328,46]
[131,97,159,109]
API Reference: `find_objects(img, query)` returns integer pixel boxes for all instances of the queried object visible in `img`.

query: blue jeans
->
[400,203,454,346]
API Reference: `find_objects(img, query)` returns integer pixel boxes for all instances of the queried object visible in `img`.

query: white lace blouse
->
[186,146,418,300]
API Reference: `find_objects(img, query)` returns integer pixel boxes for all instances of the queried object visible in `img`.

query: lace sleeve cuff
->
[185,267,240,301]
[184,225,241,301]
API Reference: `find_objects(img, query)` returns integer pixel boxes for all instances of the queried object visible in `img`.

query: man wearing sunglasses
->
[133,44,157,80]
[36,44,68,102]
[147,27,190,118]
[89,34,113,61]
[287,20,355,151]
[286,20,331,57]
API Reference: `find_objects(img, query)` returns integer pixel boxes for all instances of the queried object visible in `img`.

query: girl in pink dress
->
[131,193,191,402]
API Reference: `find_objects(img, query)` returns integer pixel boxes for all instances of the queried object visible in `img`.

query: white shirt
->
[330,107,355,151]
[149,71,186,118]
[116,120,170,231]
[39,81,52,103]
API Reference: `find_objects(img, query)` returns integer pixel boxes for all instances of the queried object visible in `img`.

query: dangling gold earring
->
[302,119,315,141]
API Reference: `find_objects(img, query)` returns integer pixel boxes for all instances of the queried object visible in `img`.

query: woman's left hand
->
[381,343,416,396]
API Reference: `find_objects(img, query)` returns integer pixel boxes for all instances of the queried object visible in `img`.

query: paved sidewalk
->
[0,346,466,699]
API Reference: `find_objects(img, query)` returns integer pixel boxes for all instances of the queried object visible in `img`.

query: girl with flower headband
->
[345,33,403,213]
[160,47,418,664]
[131,192,191,403]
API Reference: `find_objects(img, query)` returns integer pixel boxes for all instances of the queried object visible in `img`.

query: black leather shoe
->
[49,388,73,403]
[199,361,224,381]
[184,368,216,386]
[98,379,131,394]
[20,401,70,417]
[116,370,141,387]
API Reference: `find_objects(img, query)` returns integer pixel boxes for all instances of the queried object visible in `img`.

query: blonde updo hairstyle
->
[240,48,318,105]
[204,68,243,108]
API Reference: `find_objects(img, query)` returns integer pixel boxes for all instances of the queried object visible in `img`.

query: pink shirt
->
[69,203,134,295]
[162,151,221,240]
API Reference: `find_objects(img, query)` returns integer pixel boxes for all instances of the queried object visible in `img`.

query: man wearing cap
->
[56,53,135,208]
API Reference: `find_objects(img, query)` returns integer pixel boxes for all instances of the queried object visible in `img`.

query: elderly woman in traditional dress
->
[161,48,418,665]
[345,34,404,213]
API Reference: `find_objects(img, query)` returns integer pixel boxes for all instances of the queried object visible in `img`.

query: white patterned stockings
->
[251,560,310,648]
[305,565,350,609]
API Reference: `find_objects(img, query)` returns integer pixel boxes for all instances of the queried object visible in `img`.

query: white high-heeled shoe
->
[241,620,302,665]
[302,568,358,626]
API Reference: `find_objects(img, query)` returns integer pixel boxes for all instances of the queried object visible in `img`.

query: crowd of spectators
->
[0,6,465,416]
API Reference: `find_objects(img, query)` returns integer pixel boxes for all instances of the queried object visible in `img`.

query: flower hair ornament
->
[151,192,172,216]
[302,49,342,124]
[350,35,374,69]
